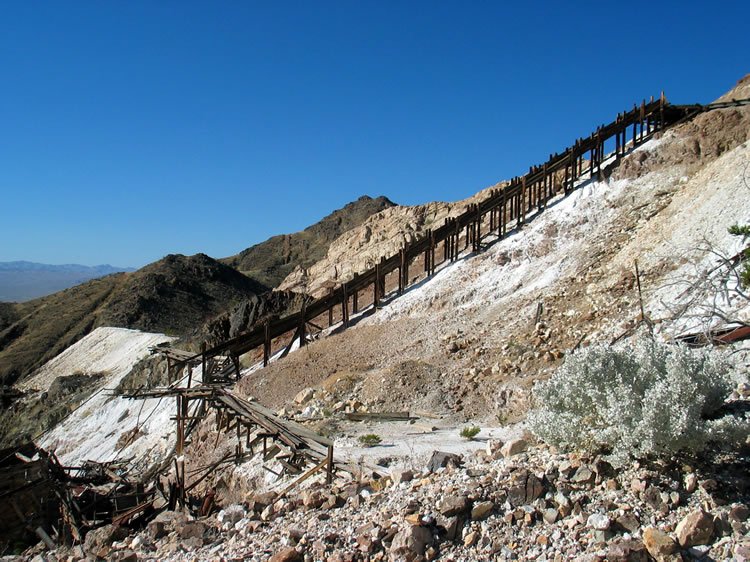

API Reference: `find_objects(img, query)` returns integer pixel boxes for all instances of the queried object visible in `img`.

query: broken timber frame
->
[124,386,336,496]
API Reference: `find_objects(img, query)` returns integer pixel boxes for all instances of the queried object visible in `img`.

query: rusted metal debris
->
[676,324,750,347]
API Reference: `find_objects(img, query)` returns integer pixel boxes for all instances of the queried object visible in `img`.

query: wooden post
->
[659,92,665,130]
[232,354,241,381]
[328,288,334,327]
[424,228,434,276]
[236,422,242,460]
[326,444,334,485]
[615,118,620,158]
[352,274,359,313]
[176,394,184,455]
[474,203,481,252]
[399,248,406,293]
[404,248,409,289]
[374,262,380,308]
[299,300,307,347]
[519,177,526,226]
[500,186,507,237]
[196,342,205,387]
[379,257,386,296]
[263,321,271,366]
[454,218,459,260]
[342,284,349,328]
[430,229,435,276]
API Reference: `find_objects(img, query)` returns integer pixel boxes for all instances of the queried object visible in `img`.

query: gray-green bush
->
[528,338,747,465]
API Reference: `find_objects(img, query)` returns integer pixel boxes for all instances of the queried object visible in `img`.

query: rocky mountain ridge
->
[222,195,396,289]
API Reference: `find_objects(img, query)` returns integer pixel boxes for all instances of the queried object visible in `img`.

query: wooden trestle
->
[161,97,750,395]
[124,386,335,503]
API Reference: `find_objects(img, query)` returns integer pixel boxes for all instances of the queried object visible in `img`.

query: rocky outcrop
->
[277,184,504,297]
[222,195,396,288]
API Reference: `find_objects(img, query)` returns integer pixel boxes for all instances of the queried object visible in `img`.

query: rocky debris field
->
[14,435,749,562]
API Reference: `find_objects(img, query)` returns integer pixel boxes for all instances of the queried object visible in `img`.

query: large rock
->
[436,514,462,541]
[391,468,414,484]
[179,521,207,541]
[83,524,130,559]
[587,513,611,530]
[217,504,246,525]
[294,387,315,405]
[675,510,714,547]
[269,547,301,562]
[426,451,462,473]
[500,438,528,457]
[390,524,433,558]
[471,501,494,520]
[440,495,471,516]
[486,439,503,459]
[507,470,544,507]
[643,527,677,561]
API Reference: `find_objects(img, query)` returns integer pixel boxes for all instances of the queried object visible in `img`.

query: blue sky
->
[1,1,748,268]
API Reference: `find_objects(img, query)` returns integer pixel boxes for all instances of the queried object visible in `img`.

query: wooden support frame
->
[161,93,694,407]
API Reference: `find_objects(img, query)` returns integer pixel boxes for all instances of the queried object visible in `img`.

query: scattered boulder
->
[294,388,315,405]
[587,513,611,530]
[500,438,527,457]
[440,495,471,516]
[83,524,130,559]
[730,504,749,522]
[390,524,433,557]
[391,468,414,484]
[507,470,544,507]
[217,504,246,526]
[486,439,503,459]
[269,547,301,562]
[426,451,462,472]
[643,527,677,560]
[675,509,714,547]
[471,501,494,520]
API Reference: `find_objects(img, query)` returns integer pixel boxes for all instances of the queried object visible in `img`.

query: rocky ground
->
[15,417,750,561]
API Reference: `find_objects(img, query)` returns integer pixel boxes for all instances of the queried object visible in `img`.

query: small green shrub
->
[460,426,481,440]
[358,433,382,446]
[528,338,747,466]
[729,224,750,287]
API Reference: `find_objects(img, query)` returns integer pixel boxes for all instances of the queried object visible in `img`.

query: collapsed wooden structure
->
[0,444,156,551]
[122,385,335,505]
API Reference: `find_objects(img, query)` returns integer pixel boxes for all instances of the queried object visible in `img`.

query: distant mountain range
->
[0,262,136,302]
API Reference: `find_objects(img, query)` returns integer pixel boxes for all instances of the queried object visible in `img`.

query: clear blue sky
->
[2,1,747,268]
